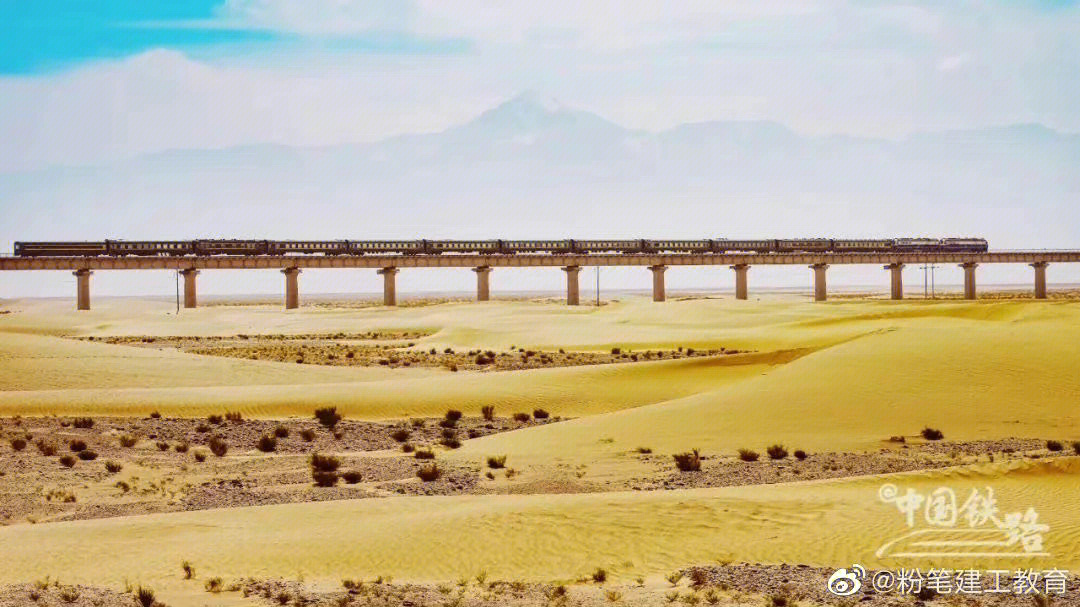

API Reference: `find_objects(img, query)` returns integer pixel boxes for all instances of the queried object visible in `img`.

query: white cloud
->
[937,53,970,71]
[3,2,1080,174]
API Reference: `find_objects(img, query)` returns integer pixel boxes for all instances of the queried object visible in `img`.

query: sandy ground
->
[1,294,1079,606]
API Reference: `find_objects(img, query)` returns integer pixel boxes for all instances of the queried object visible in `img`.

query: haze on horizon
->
[2,1,1079,298]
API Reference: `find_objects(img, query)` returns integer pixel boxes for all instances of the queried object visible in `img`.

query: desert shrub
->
[438,418,457,429]
[59,455,76,468]
[225,411,242,423]
[207,414,223,425]
[300,428,316,442]
[77,449,97,461]
[666,571,683,586]
[341,470,363,484]
[195,424,211,433]
[766,444,789,460]
[921,427,944,441]
[149,411,161,419]
[58,586,80,603]
[273,425,289,438]
[314,407,343,429]
[592,568,608,583]
[313,471,339,487]
[205,577,223,592]
[36,440,57,456]
[440,437,461,449]
[119,434,138,448]
[104,460,123,473]
[637,447,653,454]
[416,463,441,482]
[737,448,759,462]
[770,594,789,607]
[673,450,701,472]
[1073,441,1080,455]
[401,443,415,453]
[481,405,495,421]
[69,439,87,452]
[688,568,709,588]
[256,435,277,452]
[486,455,507,469]
[415,448,435,460]
[72,417,94,429]
[156,441,170,451]
[175,441,189,453]
[611,347,621,355]
[532,408,550,419]
[193,450,207,462]
[135,586,156,607]
[793,449,808,461]
[182,560,195,579]
[390,428,411,443]
[310,453,341,472]
[208,436,228,457]
[441,428,456,440]
[513,412,531,423]
[445,409,463,422]
[10,437,26,451]
[1047,440,1064,452]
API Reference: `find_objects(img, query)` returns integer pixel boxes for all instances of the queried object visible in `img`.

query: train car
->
[193,239,269,256]
[893,238,941,252]
[832,239,895,253]
[14,241,109,257]
[349,240,423,255]
[940,238,988,253]
[575,239,644,254]
[502,240,573,254]
[106,240,193,256]
[427,240,501,254]
[714,239,774,253]
[268,240,349,255]
[647,240,712,253]
[776,239,832,253]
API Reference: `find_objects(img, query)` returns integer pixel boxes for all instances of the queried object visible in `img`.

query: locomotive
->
[13,237,989,257]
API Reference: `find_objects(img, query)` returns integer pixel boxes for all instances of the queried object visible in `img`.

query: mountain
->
[2,93,1079,249]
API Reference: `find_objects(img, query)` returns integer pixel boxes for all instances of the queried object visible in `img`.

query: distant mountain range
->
[3,92,1079,248]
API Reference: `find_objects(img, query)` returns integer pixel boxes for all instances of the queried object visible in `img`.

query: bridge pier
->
[281,267,300,309]
[180,269,199,308]
[1031,261,1048,299]
[73,269,92,310]
[731,264,748,300]
[562,266,581,306]
[649,265,667,302]
[473,266,491,301]
[378,267,398,306]
[960,262,978,300]
[885,263,904,300]
[810,263,828,302]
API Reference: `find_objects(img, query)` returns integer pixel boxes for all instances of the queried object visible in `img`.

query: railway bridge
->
[1,251,1076,310]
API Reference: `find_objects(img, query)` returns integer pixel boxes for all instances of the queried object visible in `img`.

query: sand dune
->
[1,459,1076,591]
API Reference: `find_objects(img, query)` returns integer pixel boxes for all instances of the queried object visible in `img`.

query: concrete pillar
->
[649,265,667,302]
[562,266,581,306]
[731,264,749,300]
[960,262,977,300]
[73,269,92,311]
[180,269,199,309]
[473,266,491,301]
[378,267,398,306]
[885,263,904,300]
[1031,261,1048,299]
[281,267,300,309]
[810,263,828,302]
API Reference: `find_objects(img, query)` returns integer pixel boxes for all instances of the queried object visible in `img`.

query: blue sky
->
[2,1,1080,171]
[2,1,1080,297]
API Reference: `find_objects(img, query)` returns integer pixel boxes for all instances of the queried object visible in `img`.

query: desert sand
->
[1,293,1079,606]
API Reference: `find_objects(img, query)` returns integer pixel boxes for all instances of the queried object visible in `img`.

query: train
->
[12,238,989,257]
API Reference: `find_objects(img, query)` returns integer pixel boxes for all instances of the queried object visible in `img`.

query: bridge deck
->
[1,251,1078,271]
